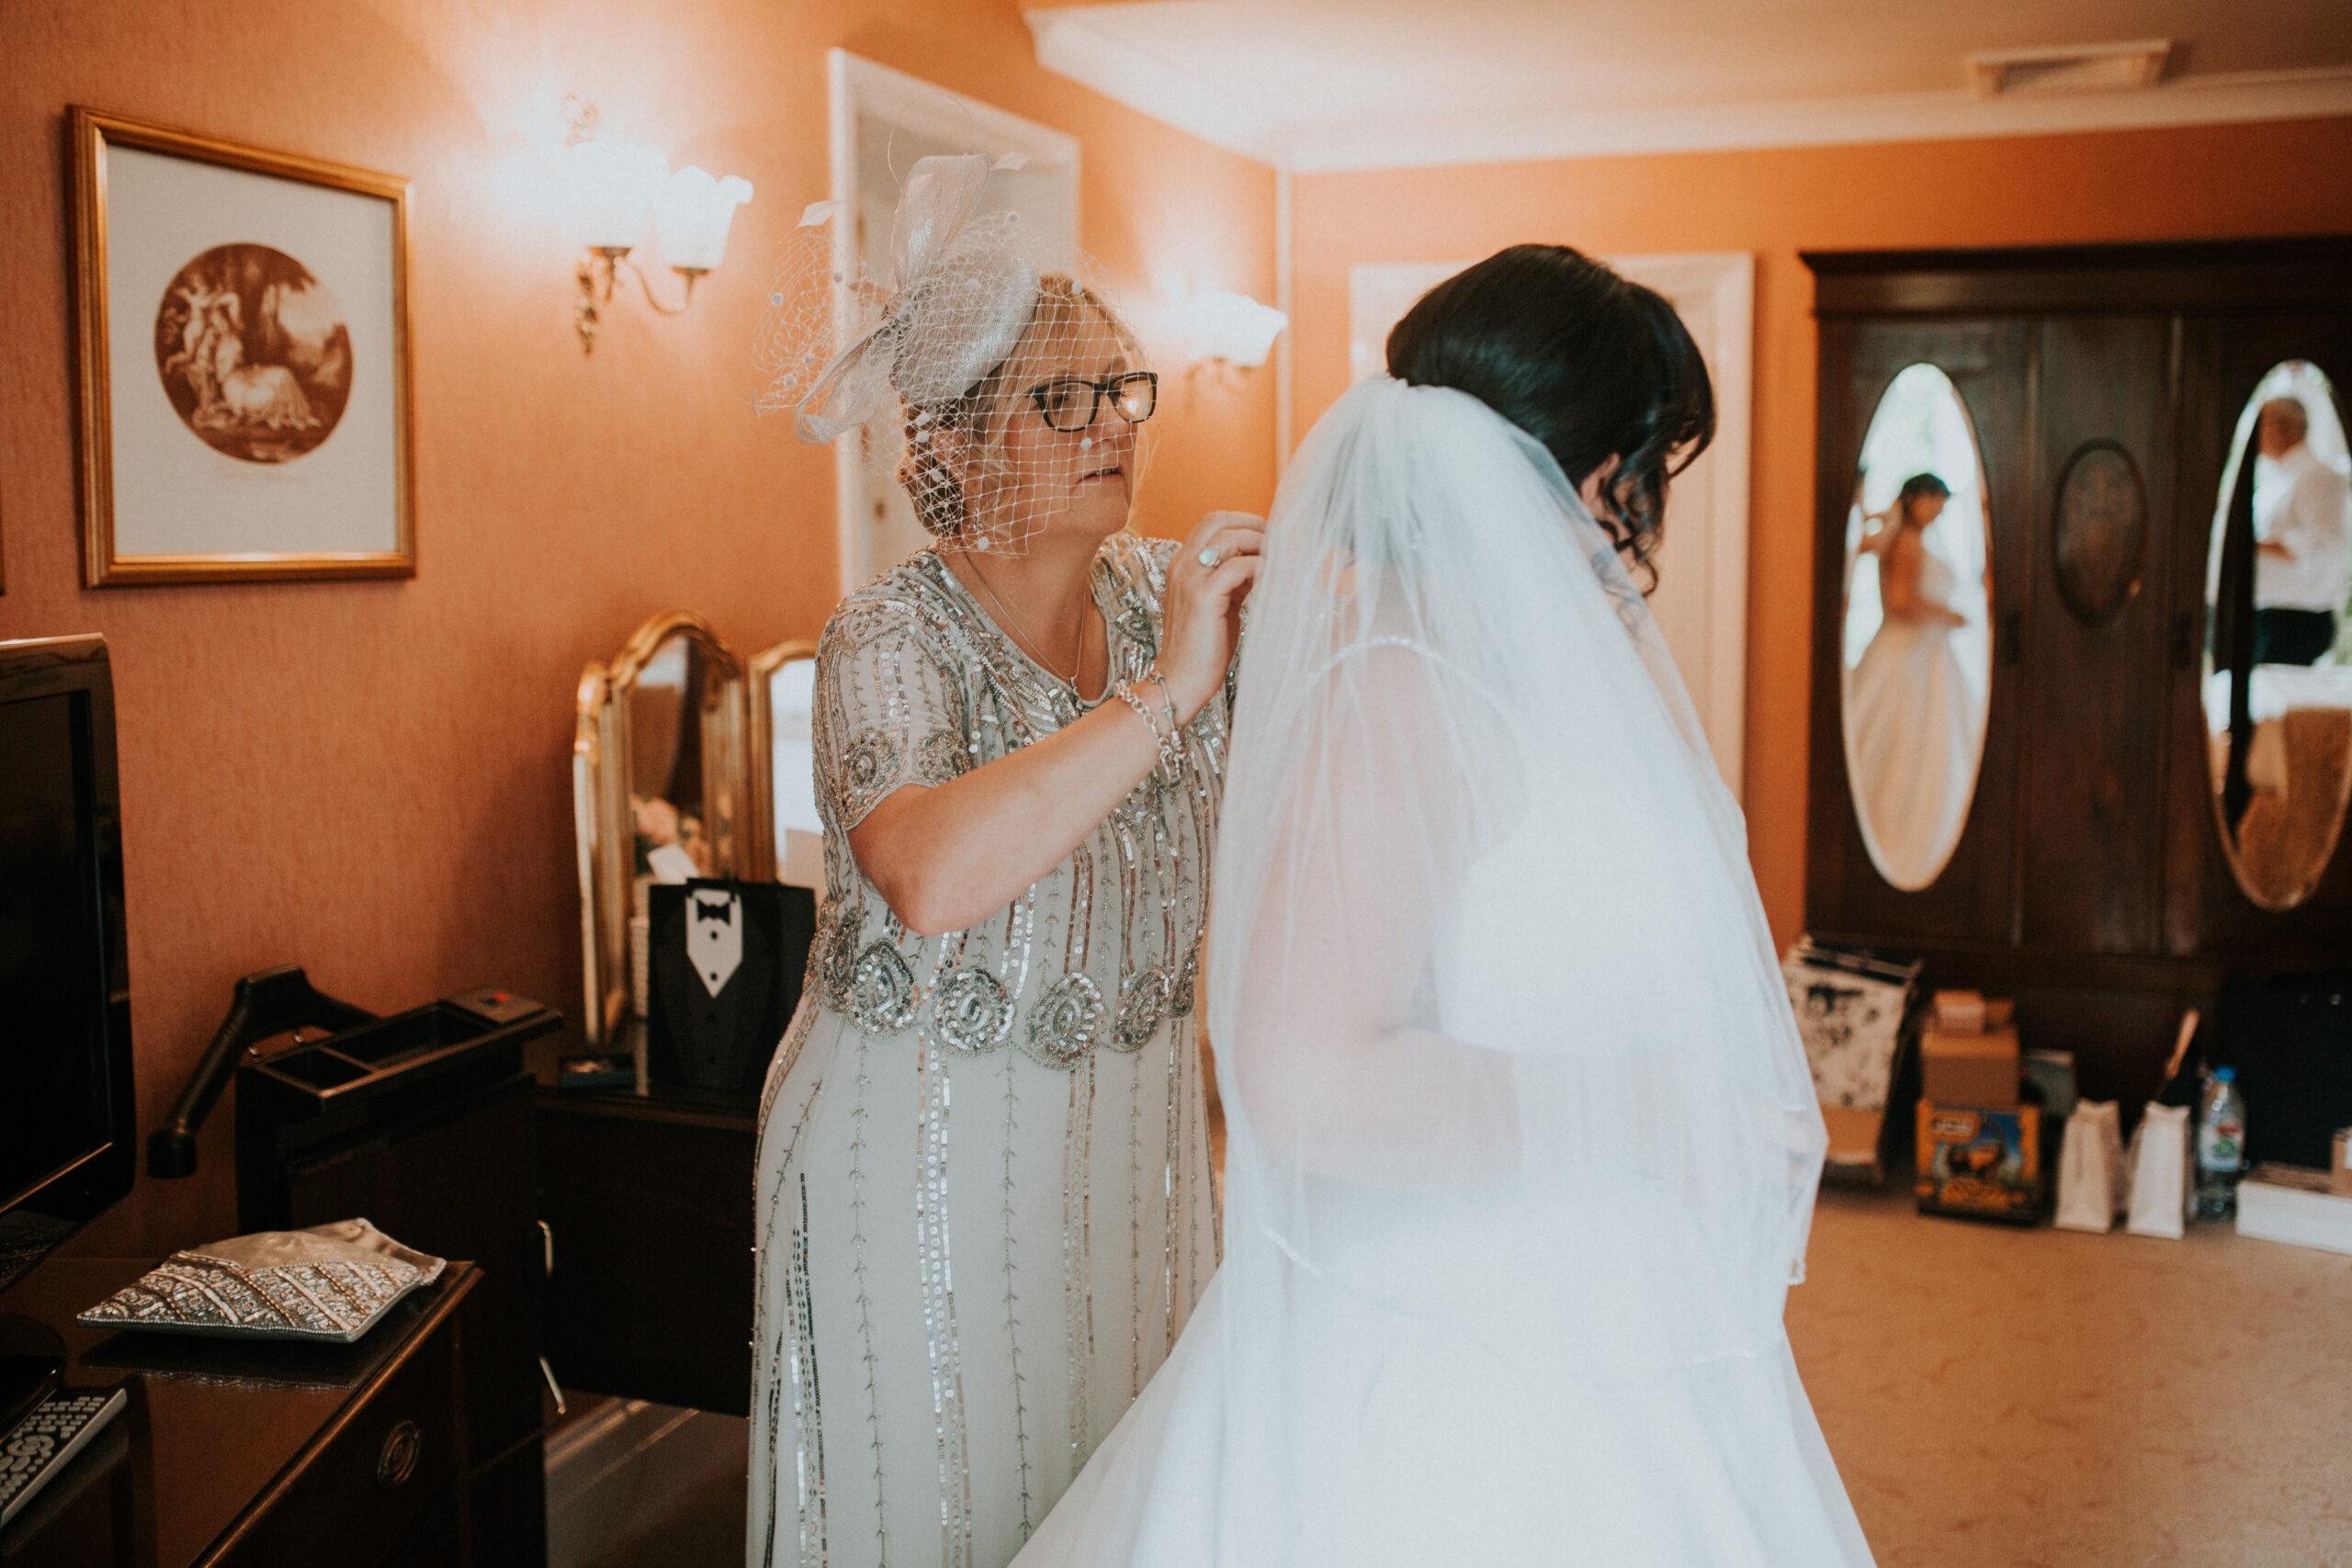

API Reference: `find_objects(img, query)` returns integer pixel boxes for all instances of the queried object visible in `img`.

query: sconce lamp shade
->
[1183,290,1288,368]
[566,138,670,252]
[655,167,755,273]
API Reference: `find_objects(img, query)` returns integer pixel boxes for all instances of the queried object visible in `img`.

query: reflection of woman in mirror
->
[750,156,1255,1568]
[1849,473,1977,885]
[2252,397,2351,666]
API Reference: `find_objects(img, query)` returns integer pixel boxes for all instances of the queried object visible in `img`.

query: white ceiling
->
[1025,0,2352,170]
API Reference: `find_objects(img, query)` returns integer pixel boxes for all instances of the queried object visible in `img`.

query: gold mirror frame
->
[571,611,749,1050]
[746,638,822,891]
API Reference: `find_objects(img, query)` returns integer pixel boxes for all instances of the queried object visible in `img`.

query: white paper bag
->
[2055,1100,2127,1233]
[2125,1101,2191,1239]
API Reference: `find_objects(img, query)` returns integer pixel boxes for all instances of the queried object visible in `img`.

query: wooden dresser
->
[0,1257,477,1568]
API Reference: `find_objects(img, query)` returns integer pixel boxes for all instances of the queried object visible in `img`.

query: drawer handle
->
[377,1420,423,1490]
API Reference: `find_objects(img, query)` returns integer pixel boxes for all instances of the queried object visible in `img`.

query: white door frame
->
[1345,253,1754,799]
[827,50,1082,595]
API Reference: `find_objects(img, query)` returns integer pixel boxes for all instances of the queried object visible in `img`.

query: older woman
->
[748,158,1258,1568]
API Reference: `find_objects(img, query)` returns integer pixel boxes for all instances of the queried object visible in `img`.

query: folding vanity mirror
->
[572,612,750,1049]
[2203,359,2352,911]
[747,638,823,893]
[1839,363,1994,891]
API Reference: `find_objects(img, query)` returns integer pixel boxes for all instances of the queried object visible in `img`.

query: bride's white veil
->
[1196,375,1846,1562]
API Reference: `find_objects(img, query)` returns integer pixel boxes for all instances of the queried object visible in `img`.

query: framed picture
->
[71,107,413,586]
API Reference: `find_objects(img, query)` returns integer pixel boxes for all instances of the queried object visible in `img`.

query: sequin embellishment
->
[841,730,903,819]
[817,905,862,1011]
[1111,970,1166,1052]
[844,942,917,1034]
[917,728,972,785]
[1170,950,1197,1018]
[1113,588,1158,656]
[1024,975,1105,1068]
[932,966,1014,1055]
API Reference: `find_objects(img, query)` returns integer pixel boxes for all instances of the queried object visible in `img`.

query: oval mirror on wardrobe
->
[1840,363,1994,892]
[2202,359,2352,910]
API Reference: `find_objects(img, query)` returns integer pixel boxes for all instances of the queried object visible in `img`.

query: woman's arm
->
[1880,531,1966,626]
[853,513,1261,937]
[853,698,1168,936]
[1227,647,1520,1187]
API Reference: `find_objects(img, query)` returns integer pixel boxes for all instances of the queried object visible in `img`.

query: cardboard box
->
[2238,1164,2352,1256]
[1922,1024,2020,1108]
[1917,1101,2042,1222]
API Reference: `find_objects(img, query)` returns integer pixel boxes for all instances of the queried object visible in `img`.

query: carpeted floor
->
[1787,1186,2352,1566]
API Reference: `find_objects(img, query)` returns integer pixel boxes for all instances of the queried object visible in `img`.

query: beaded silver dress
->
[749,533,1225,1568]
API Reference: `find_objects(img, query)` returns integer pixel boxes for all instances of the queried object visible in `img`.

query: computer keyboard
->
[0,1386,128,1529]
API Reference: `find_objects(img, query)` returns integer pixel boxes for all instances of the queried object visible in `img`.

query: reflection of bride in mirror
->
[1848,473,1976,884]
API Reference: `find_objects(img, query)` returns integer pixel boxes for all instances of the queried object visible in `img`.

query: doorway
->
[827,51,1081,592]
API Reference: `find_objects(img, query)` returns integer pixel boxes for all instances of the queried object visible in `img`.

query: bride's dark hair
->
[1386,243,1714,584]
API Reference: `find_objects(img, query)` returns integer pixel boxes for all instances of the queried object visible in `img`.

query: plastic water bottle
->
[2196,1066,2247,1220]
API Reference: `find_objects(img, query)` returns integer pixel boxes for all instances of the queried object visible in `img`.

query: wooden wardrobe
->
[1802,238,2352,1108]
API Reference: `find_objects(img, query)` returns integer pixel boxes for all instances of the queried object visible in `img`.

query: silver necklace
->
[959,553,1093,701]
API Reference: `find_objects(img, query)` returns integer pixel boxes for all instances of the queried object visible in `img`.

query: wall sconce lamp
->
[1182,289,1288,369]
[562,98,753,354]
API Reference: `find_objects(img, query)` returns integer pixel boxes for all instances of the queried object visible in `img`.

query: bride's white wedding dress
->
[1010,378,1874,1567]
[1846,546,1979,887]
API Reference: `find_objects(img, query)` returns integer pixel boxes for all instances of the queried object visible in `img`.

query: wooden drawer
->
[204,1315,462,1568]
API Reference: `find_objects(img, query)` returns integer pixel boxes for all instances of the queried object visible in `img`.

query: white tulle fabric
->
[1845,549,1982,890]
[1012,378,1873,1568]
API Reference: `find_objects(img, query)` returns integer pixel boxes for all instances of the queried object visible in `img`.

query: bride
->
[1847,474,1977,886]
[1011,245,1873,1566]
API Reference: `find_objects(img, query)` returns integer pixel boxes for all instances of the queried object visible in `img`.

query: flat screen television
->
[0,635,135,1303]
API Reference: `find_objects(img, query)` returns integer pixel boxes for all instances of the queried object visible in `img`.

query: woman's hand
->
[1157,510,1263,721]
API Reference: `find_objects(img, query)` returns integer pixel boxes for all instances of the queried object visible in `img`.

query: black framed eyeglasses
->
[1027,372,1158,432]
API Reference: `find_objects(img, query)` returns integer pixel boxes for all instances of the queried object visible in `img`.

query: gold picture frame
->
[71,107,415,586]
[571,611,752,1050]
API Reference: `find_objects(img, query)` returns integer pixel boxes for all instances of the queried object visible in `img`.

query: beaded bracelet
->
[1114,678,1184,777]
[1147,671,1183,759]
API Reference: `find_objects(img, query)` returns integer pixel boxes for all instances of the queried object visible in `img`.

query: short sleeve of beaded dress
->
[749,534,1224,1568]
[815,597,974,833]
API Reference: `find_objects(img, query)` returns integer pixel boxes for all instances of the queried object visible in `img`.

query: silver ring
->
[1197,546,1223,569]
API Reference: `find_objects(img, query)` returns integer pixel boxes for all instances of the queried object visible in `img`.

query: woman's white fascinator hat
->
[760,152,1150,556]
[763,152,1039,444]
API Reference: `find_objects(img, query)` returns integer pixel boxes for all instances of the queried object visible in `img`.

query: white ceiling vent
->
[1968,39,2172,97]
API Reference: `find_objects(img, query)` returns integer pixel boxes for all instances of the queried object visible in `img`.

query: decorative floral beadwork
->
[818,904,863,1011]
[933,966,1015,1055]
[1170,950,1198,1018]
[806,536,1226,1067]
[1111,971,1166,1052]
[845,942,918,1034]
[841,730,903,820]
[1113,588,1158,657]
[1024,976,1105,1068]
[917,728,974,785]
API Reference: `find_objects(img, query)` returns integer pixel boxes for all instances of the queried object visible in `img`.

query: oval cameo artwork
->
[153,244,352,464]
[2053,440,2148,626]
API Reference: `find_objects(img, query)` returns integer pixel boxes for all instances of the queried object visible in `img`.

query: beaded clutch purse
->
[77,1219,446,1344]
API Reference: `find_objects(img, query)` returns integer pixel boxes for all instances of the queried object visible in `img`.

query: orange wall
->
[1293,117,2352,948]
[0,0,1273,1257]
